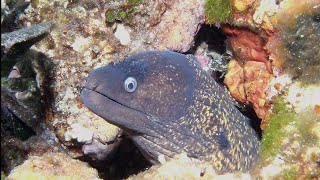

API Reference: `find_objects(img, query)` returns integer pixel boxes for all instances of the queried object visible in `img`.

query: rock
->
[267,0,320,85]
[71,36,92,53]
[13,2,123,158]
[128,153,251,180]
[1,77,43,132]
[151,0,204,52]
[2,0,318,179]
[232,0,255,12]
[1,21,54,59]
[7,152,101,180]
[114,24,131,46]
[257,98,320,179]
[285,83,320,113]
[252,0,279,25]
[1,0,31,33]
[82,138,121,161]
[224,60,246,103]
[1,105,36,141]
[64,123,93,144]
[1,127,61,176]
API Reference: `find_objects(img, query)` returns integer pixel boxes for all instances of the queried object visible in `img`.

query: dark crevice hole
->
[79,135,151,180]
[188,24,227,54]
[1,106,36,140]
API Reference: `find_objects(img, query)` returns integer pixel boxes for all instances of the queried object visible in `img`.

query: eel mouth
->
[81,87,134,116]
[82,87,133,111]
[80,87,149,133]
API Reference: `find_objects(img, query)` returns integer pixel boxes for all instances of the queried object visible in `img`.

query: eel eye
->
[124,77,137,93]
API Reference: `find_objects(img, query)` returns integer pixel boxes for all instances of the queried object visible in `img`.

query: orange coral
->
[224,60,246,103]
[243,61,271,119]
[315,105,320,114]
[223,25,273,121]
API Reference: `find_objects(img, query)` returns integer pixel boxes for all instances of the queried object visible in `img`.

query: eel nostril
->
[91,80,99,91]
[86,77,100,91]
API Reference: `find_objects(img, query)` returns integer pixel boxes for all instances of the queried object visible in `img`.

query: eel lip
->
[81,87,124,113]
[81,87,136,111]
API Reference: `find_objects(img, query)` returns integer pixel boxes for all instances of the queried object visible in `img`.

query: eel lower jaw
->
[80,87,150,134]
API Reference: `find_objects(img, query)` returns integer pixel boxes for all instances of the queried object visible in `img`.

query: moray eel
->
[81,51,260,173]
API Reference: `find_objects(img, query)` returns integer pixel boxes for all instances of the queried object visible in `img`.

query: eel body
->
[81,51,260,173]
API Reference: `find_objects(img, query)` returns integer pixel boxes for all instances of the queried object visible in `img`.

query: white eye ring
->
[124,77,137,93]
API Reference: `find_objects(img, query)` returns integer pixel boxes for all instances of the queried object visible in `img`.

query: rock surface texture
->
[1,0,319,179]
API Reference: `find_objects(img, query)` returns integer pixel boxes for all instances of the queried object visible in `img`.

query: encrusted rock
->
[7,152,101,180]
[257,105,320,179]
[1,21,54,57]
[151,0,205,52]
[114,24,131,46]
[128,153,251,180]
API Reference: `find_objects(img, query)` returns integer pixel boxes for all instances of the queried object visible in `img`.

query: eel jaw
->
[81,87,150,133]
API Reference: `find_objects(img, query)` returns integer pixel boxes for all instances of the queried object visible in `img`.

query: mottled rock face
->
[279,13,320,85]
[7,153,100,180]
[81,51,260,174]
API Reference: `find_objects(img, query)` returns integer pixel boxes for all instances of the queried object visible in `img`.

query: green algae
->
[128,0,142,5]
[205,0,232,24]
[105,9,117,23]
[1,78,37,93]
[1,77,43,114]
[105,8,131,23]
[259,96,296,164]
[280,167,299,180]
[296,111,319,145]
[1,172,5,180]
[259,95,320,177]
[105,0,142,24]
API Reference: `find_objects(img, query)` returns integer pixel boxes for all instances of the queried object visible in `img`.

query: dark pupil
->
[127,82,134,89]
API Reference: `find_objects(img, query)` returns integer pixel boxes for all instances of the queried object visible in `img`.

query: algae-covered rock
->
[1,0,319,179]
[205,0,232,24]
[1,126,62,176]
[7,152,101,180]
[1,21,54,58]
[1,0,31,33]
[257,96,320,179]
[266,0,320,84]
[272,1,320,85]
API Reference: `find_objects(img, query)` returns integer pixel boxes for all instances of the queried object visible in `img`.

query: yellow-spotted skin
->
[81,51,260,174]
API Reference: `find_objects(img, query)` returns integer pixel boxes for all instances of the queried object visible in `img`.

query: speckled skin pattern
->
[81,51,260,173]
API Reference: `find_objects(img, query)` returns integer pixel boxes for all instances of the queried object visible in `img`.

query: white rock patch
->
[114,24,131,46]
[64,123,93,144]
